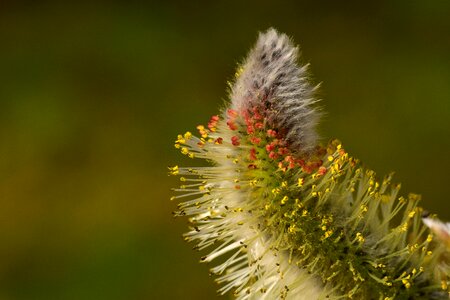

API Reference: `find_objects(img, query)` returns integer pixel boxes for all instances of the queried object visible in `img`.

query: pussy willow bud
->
[169,28,450,299]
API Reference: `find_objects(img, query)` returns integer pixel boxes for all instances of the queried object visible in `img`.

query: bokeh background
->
[0,1,449,299]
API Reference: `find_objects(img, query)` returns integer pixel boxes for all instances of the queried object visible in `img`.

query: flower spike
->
[170,28,450,299]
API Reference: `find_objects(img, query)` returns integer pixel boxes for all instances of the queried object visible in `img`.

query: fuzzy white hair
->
[230,28,321,154]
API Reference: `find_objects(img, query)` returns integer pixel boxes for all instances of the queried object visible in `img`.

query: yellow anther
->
[410,244,419,252]
[360,205,368,213]
[297,178,304,187]
[356,232,365,243]
[402,279,411,289]
[281,181,288,188]
[272,188,280,195]
[281,196,289,205]
[235,66,244,78]
[324,230,333,239]
[408,210,416,218]
[184,131,192,140]
[441,280,448,290]
[233,158,239,164]
[288,225,296,233]
[176,134,185,144]
[327,155,334,162]
[181,147,189,155]
[249,179,258,186]
[427,251,433,256]
[169,165,179,175]
[427,234,433,242]
[188,153,195,159]
[400,222,408,232]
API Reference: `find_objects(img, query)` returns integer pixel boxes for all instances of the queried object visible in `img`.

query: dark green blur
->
[0,1,449,299]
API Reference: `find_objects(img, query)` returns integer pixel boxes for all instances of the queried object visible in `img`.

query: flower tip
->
[229,28,321,155]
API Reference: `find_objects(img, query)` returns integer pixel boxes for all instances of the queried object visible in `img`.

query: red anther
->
[252,107,263,120]
[269,151,278,159]
[250,137,261,145]
[214,137,223,144]
[288,161,296,169]
[249,148,257,160]
[278,147,289,155]
[267,129,277,137]
[266,144,274,152]
[231,136,240,146]
[227,109,238,118]
[227,120,238,131]
[248,164,257,169]
[302,165,313,174]
[247,124,254,135]
[208,115,219,131]
[254,122,264,129]
[318,166,328,176]
[339,149,346,156]
[297,159,305,167]
[284,155,294,162]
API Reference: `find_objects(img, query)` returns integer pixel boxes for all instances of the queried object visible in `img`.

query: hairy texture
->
[230,28,320,155]
[170,29,450,299]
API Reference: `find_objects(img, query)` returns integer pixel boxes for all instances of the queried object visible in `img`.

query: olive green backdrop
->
[0,1,449,299]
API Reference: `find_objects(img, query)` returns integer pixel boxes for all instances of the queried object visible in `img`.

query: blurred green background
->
[0,1,449,299]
